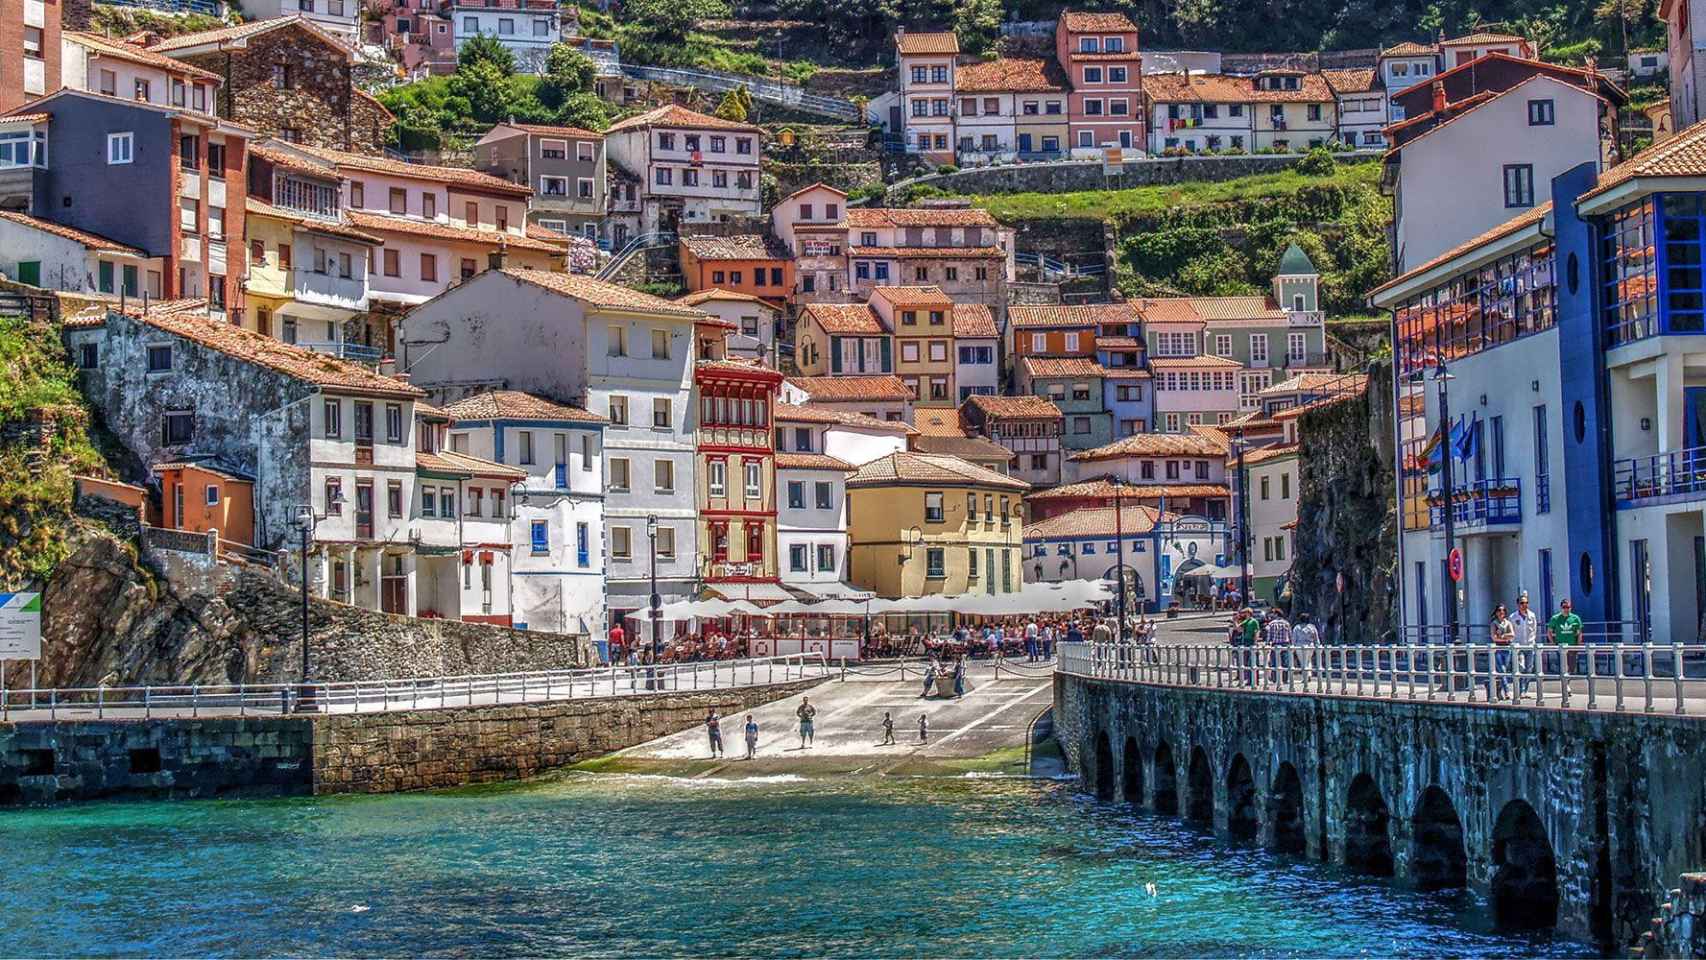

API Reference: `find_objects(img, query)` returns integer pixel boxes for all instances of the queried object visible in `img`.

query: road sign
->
[1448,548,1464,583]
[0,593,42,659]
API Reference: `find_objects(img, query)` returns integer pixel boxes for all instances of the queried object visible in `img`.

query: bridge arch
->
[1152,741,1179,815]
[1185,745,1214,826]
[1411,785,1468,890]
[1093,731,1115,801]
[1122,737,1143,807]
[1226,754,1259,842]
[1492,799,1559,930]
[1343,772,1395,876]
[1268,761,1307,855]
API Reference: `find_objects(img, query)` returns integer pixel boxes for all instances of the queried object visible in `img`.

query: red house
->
[1055,11,1144,156]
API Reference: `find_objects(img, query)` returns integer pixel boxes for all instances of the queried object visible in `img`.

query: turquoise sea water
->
[2,773,1592,958]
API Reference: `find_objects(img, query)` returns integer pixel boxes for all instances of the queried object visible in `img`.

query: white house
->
[895,29,959,163]
[443,390,607,636]
[953,303,1000,401]
[676,288,779,363]
[603,104,763,234]
[1377,41,1439,121]
[771,182,847,304]
[775,403,909,468]
[777,446,854,595]
[1323,68,1387,149]
[0,210,161,295]
[448,0,562,73]
[236,0,360,41]
[60,31,224,119]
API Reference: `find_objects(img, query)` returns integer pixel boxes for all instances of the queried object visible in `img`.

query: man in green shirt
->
[1548,598,1584,677]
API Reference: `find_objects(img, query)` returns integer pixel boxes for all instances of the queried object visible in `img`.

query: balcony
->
[1428,477,1522,530]
[294,267,369,312]
[1615,446,1706,508]
[275,177,341,220]
[296,340,385,364]
[1286,309,1324,327]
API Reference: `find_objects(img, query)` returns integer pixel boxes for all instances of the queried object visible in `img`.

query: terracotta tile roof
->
[1272,394,1356,421]
[774,402,912,433]
[1260,371,1368,396]
[250,142,336,176]
[345,211,567,254]
[245,199,383,245]
[492,121,604,140]
[1322,68,1378,94]
[127,304,422,398]
[849,245,1005,259]
[1025,503,1169,540]
[1406,51,1625,106]
[1097,335,1139,348]
[1188,295,1287,323]
[696,314,738,330]
[1148,354,1246,369]
[696,357,784,380]
[801,302,887,335]
[965,394,1062,419]
[1381,41,1436,57]
[1104,367,1151,379]
[1441,31,1526,45]
[0,112,50,125]
[1059,11,1139,32]
[498,267,708,318]
[895,31,960,55]
[1221,410,1276,429]
[955,58,1066,93]
[871,285,954,308]
[912,408,968,437]
[677,288,774,307]
[286,142,533,197]
[1388,75,1603,156]
[1027,478,1230,501]
[1237,442,1300,466]
[1581,117,1706,205]
[847,451,1029,491]
[442,390,606,423]
[912,434,1014,461]
[1133,298,1205,324]
[1369,202,1551,299]
[605,103,762,134]
[844,207,1000,228]
[1189,423,1233,450]
[1142,71,1335,104]
[782,181,848,202]
[952,303,998,338]
[776,452,854,471]
[150,15,354,55]
[1070,431,1229,461]
[1009,305,1109,329]
[0,210,144,255]
[63,297,206,329]
[64,32,223,82]
[679,234,791,260]
[416,449,527,480]
[786,374,912,402]
[1020,356,1108,378]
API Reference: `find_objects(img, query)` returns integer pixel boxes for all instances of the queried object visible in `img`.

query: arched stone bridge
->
[1054,667,1706,951]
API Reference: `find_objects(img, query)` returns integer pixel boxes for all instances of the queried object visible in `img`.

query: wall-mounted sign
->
[0,593,42,660]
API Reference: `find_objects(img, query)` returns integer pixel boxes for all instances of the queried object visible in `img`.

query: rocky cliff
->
[1289,360,1398,643]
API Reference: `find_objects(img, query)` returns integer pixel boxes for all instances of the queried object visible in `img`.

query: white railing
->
[0,654,829,722]
[1057,641,1706,716]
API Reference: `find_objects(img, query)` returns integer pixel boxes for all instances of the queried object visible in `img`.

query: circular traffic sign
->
[1448,548,1464,582]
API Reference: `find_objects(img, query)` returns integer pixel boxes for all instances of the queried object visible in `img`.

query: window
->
[107,133,134,165]
[424,194,438,219]
[531,520,550,555]
[439,487,456,518]
[386,403,404,444]
[1527,99,1555,125]
[925,547,945,578]
[790,544,809,572]
[1250,333,1269,363]
[1306,103,1322,121]
[387,480,403,518]
[1503,164,1535,208]
[323,399,342,439]
[159,409,195,445]
[1109,66,1128,83]
[350,182,364,209]
[1079,36,1098,52]
[651,328,670,359]
[382,249,400,277]
[389,187,407,214]
[815,481,832,510]
[925,491,944,522]
[134,78,151,102]
[541,175,568,197]
[325,477,342,515]
[518,430,535,465]
[817,544,835,572]
[78,343,98,369]
[654,458,675,493]
[653,398,672,429]
[578,178,594,199]
[1109,99,1129,116]
[1084,99,1104,116]
[147,344,173,373]
[609,457,631,491]
[533,17,549,35]
[745,460,761,499]
[611,526,632,561]
[787,480,805,509]
[420,253,437,282]
[608,395,628,425]
[498,18,515,34]
[737,137,753,154]
[1260,475,1271,500]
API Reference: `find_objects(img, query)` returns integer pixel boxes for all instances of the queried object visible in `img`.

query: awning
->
[707,582,797,602]
[276,300,359,322]
[1180,563,1246,579]
[795,582,876,601]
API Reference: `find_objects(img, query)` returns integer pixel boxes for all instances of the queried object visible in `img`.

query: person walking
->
[743,714,759,759]
[796,697,816,749]
[953,656,966,699]
[1025,619,1039,663]
[1490,605,1515,701]
[881,711,896,745]
[1548,598,1584,679]
[608,621,625,665]
[1092,617,1112,645]
[705,709,723,759]
[918,712,929,743]
[921,659,938,698]
[1510,592,1541,697]
[1290,612,1320,682]
[1041,622,1056,660]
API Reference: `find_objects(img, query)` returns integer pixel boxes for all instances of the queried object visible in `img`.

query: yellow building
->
[1249,70,1338,151]
[846,451,1030,597]
[870,285,957,406]
[242,202,297,339]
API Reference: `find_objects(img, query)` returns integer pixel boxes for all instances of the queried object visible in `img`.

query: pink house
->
[1055,10,1145,156]
[367,0,457,78]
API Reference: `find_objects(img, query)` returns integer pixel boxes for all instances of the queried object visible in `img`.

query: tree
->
[1596,0,1648,57]
[539,43,598,108]
[714,87,750,121]
[620,0,730,42]
[447,59,516,123]
[457,34,515,75]
[953,0,1002,54]
[557,92,614,132]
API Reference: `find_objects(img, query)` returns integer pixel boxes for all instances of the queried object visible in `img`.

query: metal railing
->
[595,231,676,281]
[1615,445,1706,506]
[142,526,216,557]
[1057,641,1706,715]
[0,654,829,722]
[99,0,225,12]
[1428,477,1522,528]
[292,340,385,363]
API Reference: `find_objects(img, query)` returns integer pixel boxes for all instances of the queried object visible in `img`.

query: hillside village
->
[0,0,1695,656]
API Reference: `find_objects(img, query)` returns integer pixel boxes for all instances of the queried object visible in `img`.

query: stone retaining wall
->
[890,151,1380,199]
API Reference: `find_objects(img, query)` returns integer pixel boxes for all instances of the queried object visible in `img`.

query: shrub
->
[1295,146,1337,177]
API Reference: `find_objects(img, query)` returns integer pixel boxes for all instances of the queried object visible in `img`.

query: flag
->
[1419,423,1447,474]
[1454,413,1479,463]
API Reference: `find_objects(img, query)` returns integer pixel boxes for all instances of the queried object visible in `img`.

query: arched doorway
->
[1122,737,1143,807]
[1492,800,1559,930]
[1153,741,1178,815]
[1411,785,1468,890]
[1344,773,1394,876]
[1093,731,1115,801]
[1269,762,1306,855]
[1186,746,1214,826]
[1226,754,1259,842]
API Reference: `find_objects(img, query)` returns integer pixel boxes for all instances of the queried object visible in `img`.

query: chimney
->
[1430,80,1446,115]
[488,240,508,271]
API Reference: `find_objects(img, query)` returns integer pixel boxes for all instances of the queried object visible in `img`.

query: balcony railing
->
[1428,477,1522,529]
[1615,445,1706,507]
[275,177,341,220]
[294,340,384,364]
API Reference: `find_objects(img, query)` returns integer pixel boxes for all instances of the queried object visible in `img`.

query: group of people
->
[607,623,755,666]
[919,655,968,699]
[1486,593,1583,700]
[703,696,824,759]
[1226,609,1321,648]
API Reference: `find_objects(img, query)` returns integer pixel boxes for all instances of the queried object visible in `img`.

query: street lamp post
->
[1435,361,1458,644]
[647,514,661,688]
[292,504,328,713]
[1233,440,1251,605]
[1112,478,1127,643]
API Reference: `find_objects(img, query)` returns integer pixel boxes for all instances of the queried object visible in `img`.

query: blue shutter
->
[880,338,892,371]
[576,523,590,567]
[531,520,549,554]
[830,337,842,373]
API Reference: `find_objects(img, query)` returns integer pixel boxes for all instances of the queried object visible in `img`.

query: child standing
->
[881,712,896,745]
[918,713,929,743]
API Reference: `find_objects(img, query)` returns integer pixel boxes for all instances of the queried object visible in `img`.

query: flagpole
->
[1436,359,1458,645]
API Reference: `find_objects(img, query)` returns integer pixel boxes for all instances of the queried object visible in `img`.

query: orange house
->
[153,461,256,547]
[678,234,795,307]
[1009,307,1099,359]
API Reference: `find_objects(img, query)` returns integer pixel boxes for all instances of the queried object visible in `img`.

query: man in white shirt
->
[1025,619,1040,662]
[1508,592,1541,696]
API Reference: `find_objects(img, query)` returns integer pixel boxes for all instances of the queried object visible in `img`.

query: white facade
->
[1390,75,1604,275]
[603,107,764,234]
[1378,53,1438,120]
[1668,0,1706,129]
[955,334,1000,401]
[1147,96,1253,153]
[1335,88,1389,148]
[239,0,360,41]
[1244,449,1299,590]
[778,463,850,589]
[450,1,561,73]
[684,292,778,363]
[60,35,221,119]
[956,91,1018,165]
[0,214,160,295]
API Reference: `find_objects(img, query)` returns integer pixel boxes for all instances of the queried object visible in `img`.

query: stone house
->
[770,182,847,306]
[475,121,607,242]
[148,17,393,156]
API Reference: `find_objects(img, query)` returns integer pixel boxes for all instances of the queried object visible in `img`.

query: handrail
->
[1056,641,1706,716]
[595,231,677,281]
[0,653,830,722]
[1614,445,1706,504]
